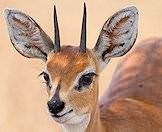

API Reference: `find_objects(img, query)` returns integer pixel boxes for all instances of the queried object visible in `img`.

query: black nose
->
[47,100,65,115]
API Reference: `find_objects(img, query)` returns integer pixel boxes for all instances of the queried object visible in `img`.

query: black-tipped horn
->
[53,5,60,53]
[79,3,87,53]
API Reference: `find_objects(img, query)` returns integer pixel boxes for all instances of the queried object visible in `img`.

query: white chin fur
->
[61,113,91,132]
[51,110,90,125]
[64,113,90,125]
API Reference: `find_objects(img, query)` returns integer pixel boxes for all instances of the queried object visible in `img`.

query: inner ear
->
[93,6,138,69]
[4,9,54,61]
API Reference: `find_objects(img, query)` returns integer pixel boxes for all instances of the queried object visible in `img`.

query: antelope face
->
[4,3,138,125]
[44,46,99,124]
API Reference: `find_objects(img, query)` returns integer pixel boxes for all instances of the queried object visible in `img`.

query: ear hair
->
[4,9,54,61]
[93,6,138,69]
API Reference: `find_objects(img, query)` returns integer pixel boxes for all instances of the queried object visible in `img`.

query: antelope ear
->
[93,6,138,69]
[4,9,54,61]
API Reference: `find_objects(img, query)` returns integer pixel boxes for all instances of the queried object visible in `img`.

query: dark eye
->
[39,72,51,88]
[43,72,50,82]
[80,74,93,86]
[76,72,96,91]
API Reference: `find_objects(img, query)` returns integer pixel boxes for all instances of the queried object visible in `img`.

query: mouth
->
[51,109,73,118]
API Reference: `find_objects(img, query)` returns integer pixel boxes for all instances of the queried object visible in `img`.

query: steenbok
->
[5,3,161,132]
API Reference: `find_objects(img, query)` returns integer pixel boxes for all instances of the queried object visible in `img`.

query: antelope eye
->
[39,72,50,83]
[76,73,96,90]
[43,72,50,82]
[39,72,52,90]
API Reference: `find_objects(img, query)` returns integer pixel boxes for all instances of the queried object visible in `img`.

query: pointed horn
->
[79,3,87,53]
[53,5,60,53]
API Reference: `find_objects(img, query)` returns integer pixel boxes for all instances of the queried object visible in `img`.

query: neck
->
[60,105,105,132]
[86,105,105,132]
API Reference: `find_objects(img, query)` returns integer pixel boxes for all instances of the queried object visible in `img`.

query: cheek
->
[47,89,51,96]
[68,81,98,114]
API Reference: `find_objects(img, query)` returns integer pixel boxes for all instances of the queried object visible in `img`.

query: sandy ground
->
[1,0,162,132]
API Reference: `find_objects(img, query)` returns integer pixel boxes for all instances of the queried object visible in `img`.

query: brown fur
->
[100,38,162,131]
[45,38,162,132]
[4,6,144,132]
[47,46,100,115]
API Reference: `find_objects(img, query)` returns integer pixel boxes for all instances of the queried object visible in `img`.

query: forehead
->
[46,46,95,81]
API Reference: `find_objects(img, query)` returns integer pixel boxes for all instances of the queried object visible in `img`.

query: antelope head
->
[4,3,138,127]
